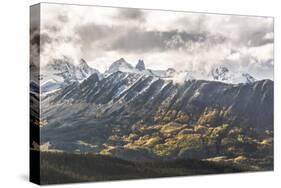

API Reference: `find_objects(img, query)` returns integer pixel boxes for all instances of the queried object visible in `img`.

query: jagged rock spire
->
[136,59,145,71]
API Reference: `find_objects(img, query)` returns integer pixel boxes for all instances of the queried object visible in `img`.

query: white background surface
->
[0,0,279,187]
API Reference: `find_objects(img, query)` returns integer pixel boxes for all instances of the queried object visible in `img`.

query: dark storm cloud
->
[30,32,52,53]
[45,25,61,33]
[176,14,208,33]
[221,16,273,48]
[75,21,226,54]
[177,14,273,48]
[110,29,209,52]
[40,5,273,79]
[115,9,146,22]
[40,33,52,46]
[30,5,40,66]
[75,23,113,43]
[30,33,40,49]
[74,23,115,54]
[57,13,69,23]
[30,29,40,66]
[228,16,273,47]
[240,30,273,47]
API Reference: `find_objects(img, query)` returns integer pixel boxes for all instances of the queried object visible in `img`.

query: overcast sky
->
[38,3,274,79]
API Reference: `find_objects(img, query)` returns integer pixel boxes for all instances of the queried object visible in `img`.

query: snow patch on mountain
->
[177,66,256,84]
[206,66,256,84]
[106,58,134,74]
[104,58,257,84]
[210,66,232,82]
[77,59,101,80]
[40,56,259,95]
[40,57,101,93]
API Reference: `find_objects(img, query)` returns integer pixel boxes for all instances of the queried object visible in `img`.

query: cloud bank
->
[35,3,274,80]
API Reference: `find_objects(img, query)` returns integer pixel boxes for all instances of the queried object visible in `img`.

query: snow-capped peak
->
[78,58,90,70]
[166,68,176,77]
[181,66,256,84]
[210,66,231,81]
[103,58,257,85]
[241,73,256,83]
[77,58,100,79]
[107,58,134,74]
[40,57,101,93]
[207,66,256,84]
[46,57,75,72]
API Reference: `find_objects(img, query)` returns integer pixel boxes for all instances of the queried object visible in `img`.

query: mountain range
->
[38,57,259,93]
[40,57,101,93]
[31,56,273,167]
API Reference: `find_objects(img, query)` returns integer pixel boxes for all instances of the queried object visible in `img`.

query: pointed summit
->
[113,57,127,65]
[242,73,256,83]
[135,59,145,71]
[118,57,126,62]
[210,66,230,81]
[166,68,176,77]
[208,66,257,84]
[77,58,101,80]
[108,58,134,73]
[41,57,100,93]
[79,58,90,69]
[79,58,87,64]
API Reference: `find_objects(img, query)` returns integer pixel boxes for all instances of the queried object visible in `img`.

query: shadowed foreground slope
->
[39,151,246,185]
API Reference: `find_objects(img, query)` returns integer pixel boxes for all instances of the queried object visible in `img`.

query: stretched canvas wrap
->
[30,3,274,185]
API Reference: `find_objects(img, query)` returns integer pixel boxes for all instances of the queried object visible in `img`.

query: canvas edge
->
[30,3,41,185]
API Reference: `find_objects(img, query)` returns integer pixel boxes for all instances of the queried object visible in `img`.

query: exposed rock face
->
[41,70,273,152]
[242,73,256,83]
[40,57,100,93]
[107,58,134,74]
[210,66,231,81]
[135,59,146,71]
[208,66,256,84]
[75,73,271,129]
[34,55,273,169]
